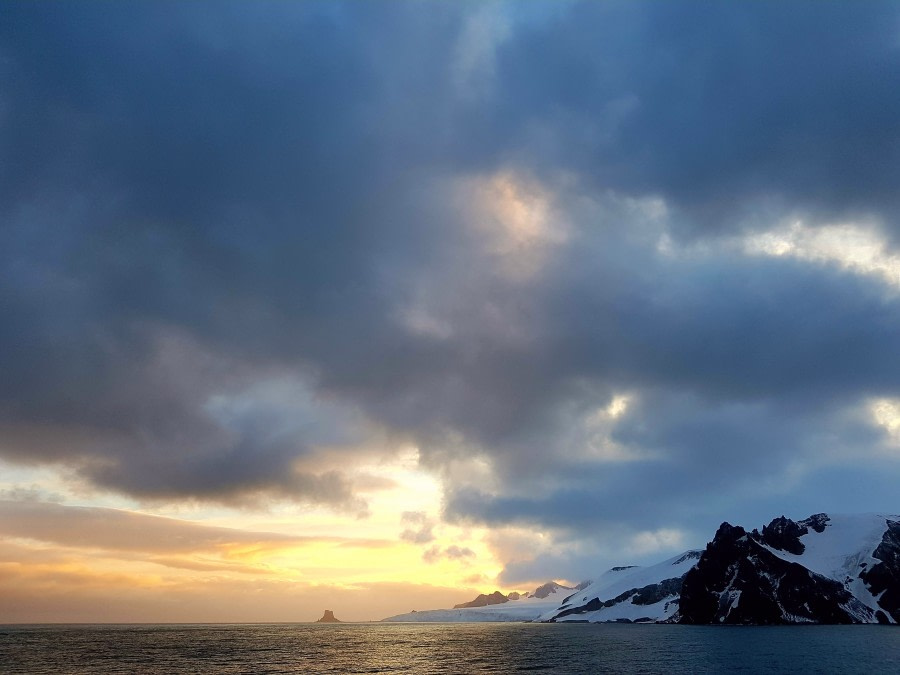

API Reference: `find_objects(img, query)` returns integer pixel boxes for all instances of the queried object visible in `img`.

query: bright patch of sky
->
[744,220,900,289]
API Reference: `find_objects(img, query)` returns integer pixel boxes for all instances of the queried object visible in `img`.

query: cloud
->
[451,3,510,101]
[743,219,900,288]
[0,324,374,510]
[423,544,476,564]
[399,511,435,544]
[2,1,900,567]
[0,499,385,554]
[490,1,900,239]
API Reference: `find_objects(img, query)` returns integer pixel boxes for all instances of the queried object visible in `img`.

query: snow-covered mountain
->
[382,582,578,622]
[541,551,702,623]
[381,513,900,624]
[676,513,900,624]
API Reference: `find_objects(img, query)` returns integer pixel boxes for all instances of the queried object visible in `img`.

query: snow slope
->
[383,554,701,624]
[757,513,900,621]
[541,551,702,623]
[382,584,574,622]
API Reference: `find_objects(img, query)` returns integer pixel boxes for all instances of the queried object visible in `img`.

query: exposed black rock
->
[677,521,873,625]
[859,519,900,623]
[453,590,508,609]
[799,513,830,533]
[758,515,808,555]
[315,610,342,623]
[671,551,702,566]
[632,576,683,605]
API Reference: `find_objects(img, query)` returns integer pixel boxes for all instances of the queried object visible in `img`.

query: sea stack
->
[315,610,342,623]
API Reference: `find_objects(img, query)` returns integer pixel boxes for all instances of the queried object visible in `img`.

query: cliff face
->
[676,514,900,625]
[677,522,866,624]
[859,520,900,622]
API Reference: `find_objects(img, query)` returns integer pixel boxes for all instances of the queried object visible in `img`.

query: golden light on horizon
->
[0,447,513,622]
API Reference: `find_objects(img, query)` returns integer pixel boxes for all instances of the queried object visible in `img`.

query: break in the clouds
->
[3,0,900,584]
[0,499,387,555]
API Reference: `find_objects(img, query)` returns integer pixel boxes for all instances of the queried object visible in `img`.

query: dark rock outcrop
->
[859,519,900,624]
[315,610,342,623]
[454,581,575,609]
[677,520,873,624]
[751,513,829,555]
[758,515,808,555]
[800,513,830,533]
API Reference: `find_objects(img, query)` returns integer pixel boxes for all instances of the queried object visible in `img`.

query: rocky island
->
[315,610,342,623]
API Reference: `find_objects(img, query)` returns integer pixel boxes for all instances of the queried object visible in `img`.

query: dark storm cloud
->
[2,0,900,530]
[490,0,900,237]
[441,254,900,533]
[0,0,467,505]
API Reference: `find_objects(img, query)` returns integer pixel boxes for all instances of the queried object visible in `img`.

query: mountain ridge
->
[674,513,899,624]
[382,512,900,625]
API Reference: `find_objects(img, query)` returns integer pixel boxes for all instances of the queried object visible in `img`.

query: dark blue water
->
[2,623,899,674]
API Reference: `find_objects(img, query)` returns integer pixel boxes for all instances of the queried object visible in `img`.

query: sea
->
[2,622,899,674]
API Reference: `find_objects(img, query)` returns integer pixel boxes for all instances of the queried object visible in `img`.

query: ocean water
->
[2,622,899,674]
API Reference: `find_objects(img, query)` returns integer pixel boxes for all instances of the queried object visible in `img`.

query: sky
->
[2,0,900,623]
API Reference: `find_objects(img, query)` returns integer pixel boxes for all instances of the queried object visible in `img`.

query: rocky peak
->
[678,516,875,624]
[757,515,808,554]
[531,581,572,599]
[799,513,830,533]
[453,590,508,609]
[315,610,342,623]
